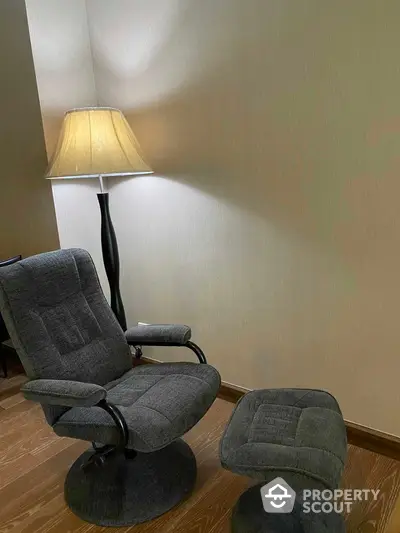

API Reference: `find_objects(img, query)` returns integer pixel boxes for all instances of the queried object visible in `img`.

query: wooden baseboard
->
[345,421,400,461]
[134,356,400,460]
[218,381,248,403]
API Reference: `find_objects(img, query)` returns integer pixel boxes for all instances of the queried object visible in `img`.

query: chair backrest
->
[0,255,21,342]
[0,248,131,423]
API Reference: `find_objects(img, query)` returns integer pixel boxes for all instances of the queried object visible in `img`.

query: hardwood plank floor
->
[0,369,399,533]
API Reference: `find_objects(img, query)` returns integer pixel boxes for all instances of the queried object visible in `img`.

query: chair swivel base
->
[232,482,346,533]
[65,439,196,526]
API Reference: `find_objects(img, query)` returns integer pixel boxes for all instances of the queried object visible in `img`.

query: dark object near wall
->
[0,255,21,376]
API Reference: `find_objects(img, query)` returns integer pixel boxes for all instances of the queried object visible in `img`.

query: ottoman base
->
[232,474,345,533]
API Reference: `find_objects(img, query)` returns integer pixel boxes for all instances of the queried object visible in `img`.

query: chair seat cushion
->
[125,324,191,346]
[220,389,347,489]
[53,362,220,453]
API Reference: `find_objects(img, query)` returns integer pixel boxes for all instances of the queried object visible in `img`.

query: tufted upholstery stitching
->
[248,403,301,445]
[53,362,221,452]
[220,388,347,490]
[135,404,172,424]
[0,249,132,425]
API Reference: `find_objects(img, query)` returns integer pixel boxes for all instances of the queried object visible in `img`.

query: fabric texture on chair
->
[21,379,107,407]
[54,362,221,452]
[0,248,133,423]
[125,324,191,345]
[220,388,347,489]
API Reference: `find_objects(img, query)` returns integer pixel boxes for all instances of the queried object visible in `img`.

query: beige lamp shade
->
[46,107,153,179]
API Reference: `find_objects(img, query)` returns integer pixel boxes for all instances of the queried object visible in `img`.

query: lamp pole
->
[97,175,127,331]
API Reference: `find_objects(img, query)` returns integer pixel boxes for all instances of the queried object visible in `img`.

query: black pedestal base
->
[65,439,196,526]
[232,482,346,533]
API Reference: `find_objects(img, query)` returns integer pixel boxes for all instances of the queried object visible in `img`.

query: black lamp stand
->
[97,190,127,331]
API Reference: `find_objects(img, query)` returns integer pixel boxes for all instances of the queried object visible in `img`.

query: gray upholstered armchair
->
[0,248,221,526]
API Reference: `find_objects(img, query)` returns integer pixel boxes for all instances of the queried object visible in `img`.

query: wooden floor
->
[1,368,400,533]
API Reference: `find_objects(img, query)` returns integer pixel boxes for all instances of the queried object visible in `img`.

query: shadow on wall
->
[25,0,98,157]
[89,0,400,269]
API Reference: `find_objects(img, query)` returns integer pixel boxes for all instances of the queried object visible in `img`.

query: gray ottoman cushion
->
[125,324,191,345]
[220,389,347,489]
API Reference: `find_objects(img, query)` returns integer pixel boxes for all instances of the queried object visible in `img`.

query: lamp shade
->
[46,107,153,179]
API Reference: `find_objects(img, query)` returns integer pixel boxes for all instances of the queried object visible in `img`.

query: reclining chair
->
[0,248,221,526]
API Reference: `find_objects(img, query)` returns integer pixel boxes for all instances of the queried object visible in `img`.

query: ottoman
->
[220,389,348,532]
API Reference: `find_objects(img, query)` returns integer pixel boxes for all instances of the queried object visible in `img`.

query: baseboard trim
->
[218,381,248,403]
[345,421,400,460]
[134,356,400,460]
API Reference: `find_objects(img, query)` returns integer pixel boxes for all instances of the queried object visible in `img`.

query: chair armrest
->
[0,255,21,267]
[21,379,106,407]
[22,381,129,450]
[125,324,191,346]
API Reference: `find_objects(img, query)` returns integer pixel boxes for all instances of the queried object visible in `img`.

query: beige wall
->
[25,0,108,294]
[0,0,59,259]
[25,0,98,156]
[28,0,400,436]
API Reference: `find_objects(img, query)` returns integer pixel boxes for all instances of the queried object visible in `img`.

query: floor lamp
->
[46,107,153,330]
